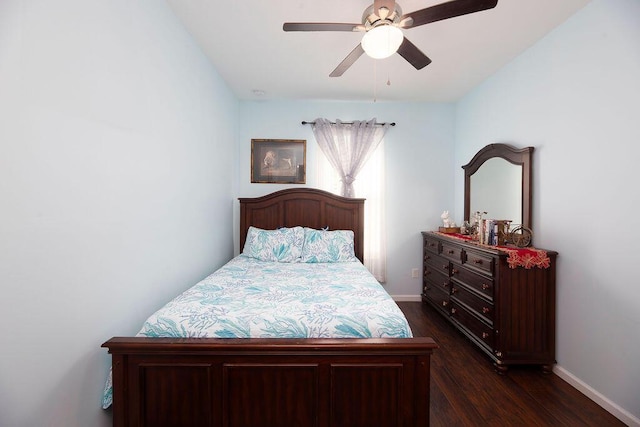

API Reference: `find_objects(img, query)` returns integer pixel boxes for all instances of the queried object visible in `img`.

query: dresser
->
[422,231,557,373]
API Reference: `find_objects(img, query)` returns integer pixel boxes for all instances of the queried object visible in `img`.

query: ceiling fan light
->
[361,25,403,59]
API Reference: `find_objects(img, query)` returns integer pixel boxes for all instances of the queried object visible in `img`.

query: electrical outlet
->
[411,268,419,278]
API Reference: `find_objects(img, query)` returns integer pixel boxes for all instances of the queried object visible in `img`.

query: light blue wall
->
[455,0,640,422]
[2,0,638,425]
[0,1,238,426]
[236,100,455,296]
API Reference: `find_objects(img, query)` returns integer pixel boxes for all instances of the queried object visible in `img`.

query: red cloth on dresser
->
[436,232,550,269]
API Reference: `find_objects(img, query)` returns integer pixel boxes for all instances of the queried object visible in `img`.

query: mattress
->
[102,254,412,408]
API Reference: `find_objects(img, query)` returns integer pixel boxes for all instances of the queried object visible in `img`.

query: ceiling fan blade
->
[397,37,432,70]
[283,22,361,32]
[374,0,396,18]
[401,0,498,28]
[329,44,365,77]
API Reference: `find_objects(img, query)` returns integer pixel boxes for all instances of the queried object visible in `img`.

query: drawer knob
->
[482,332,489,339]
[482,307,490,314]
[451,287,458,294]
[482,283,490,290]
[451,307,457,314]
[442,301,448,307]
[424,270,431,276]
[442,264,448,270]
[425,255,430,260]
[474,259,483,264]
[442,282,448,287]
[451,268,459,275]
[448,250,455,254]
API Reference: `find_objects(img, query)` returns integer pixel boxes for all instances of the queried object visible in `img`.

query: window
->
[317,142,386,282]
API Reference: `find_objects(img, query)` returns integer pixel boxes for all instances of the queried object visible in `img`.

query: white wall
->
[0,1,238,426]
[236,101,455,297]
[454,0,640,423]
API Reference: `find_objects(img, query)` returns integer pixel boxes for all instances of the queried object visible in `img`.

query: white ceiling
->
[166,0,590,102]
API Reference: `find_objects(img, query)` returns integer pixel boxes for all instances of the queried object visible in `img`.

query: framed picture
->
[251,139,306,184]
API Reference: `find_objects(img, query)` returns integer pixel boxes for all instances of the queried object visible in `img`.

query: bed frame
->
[239,188,366,262]
[103,188,437,427]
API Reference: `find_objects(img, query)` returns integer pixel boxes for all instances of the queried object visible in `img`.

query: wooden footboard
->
[103,337,437,427]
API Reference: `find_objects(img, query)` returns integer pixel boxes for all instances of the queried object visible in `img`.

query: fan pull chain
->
[372,63,392,101]
[373,59,378,102]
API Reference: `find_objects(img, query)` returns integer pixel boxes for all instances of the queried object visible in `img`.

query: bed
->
[102,188,437,427]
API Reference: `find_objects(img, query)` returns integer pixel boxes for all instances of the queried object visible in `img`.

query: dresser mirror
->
[462,143,533,231]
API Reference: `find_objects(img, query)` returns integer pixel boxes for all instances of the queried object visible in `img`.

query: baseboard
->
[392,294,422,302]
[554,365,640,427]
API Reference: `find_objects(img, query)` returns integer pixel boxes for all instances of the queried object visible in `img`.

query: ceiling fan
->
[283,0,498,77]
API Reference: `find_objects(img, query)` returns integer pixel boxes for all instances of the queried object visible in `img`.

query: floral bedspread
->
[102,255,412,408]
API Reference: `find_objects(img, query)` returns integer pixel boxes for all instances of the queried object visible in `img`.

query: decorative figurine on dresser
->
[422,143,558,374]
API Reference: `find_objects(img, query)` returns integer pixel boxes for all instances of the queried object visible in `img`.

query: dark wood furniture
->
[421,231,556,373]
[239,188,365,262]
[462,143,533,231]
[103,188,437,427]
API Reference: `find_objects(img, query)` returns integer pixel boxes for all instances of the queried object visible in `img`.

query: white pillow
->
[242,226,304,262]
[300,227,358,263]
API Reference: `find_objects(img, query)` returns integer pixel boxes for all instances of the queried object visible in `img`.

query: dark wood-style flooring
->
[397,302,625,427]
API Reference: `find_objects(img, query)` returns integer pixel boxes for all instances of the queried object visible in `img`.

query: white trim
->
[554,365,640,427]
[391,294,422,302]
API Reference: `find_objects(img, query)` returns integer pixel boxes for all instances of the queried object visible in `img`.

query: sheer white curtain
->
[312,118,390,282]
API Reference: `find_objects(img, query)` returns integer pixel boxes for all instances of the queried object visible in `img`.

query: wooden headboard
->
[239,188,365,262]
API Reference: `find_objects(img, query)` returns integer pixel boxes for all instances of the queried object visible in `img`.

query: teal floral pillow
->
[242,226,304,262]
[301,228,358,263]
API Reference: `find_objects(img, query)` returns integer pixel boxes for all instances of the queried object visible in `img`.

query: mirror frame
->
[462,143,534,230]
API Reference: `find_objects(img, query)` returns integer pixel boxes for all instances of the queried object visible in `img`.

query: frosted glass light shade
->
[361,25,403,59]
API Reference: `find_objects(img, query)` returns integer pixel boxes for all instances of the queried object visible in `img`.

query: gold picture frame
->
[251,139,306,184]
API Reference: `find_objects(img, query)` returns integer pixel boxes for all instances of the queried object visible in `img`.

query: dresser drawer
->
[423,235,441,255]
[451,265,494,301]
[450,301,495,350]
[463,249,495,276]
[441,241,464,263]
[424,252,450,276]
[423,284,451,315]
[424,269,450,294]
[451,283,494,325]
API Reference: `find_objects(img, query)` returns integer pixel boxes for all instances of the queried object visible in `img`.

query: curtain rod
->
[301,120,395,127]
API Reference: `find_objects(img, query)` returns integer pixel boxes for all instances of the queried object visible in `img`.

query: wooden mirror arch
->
[462,143,533,231]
